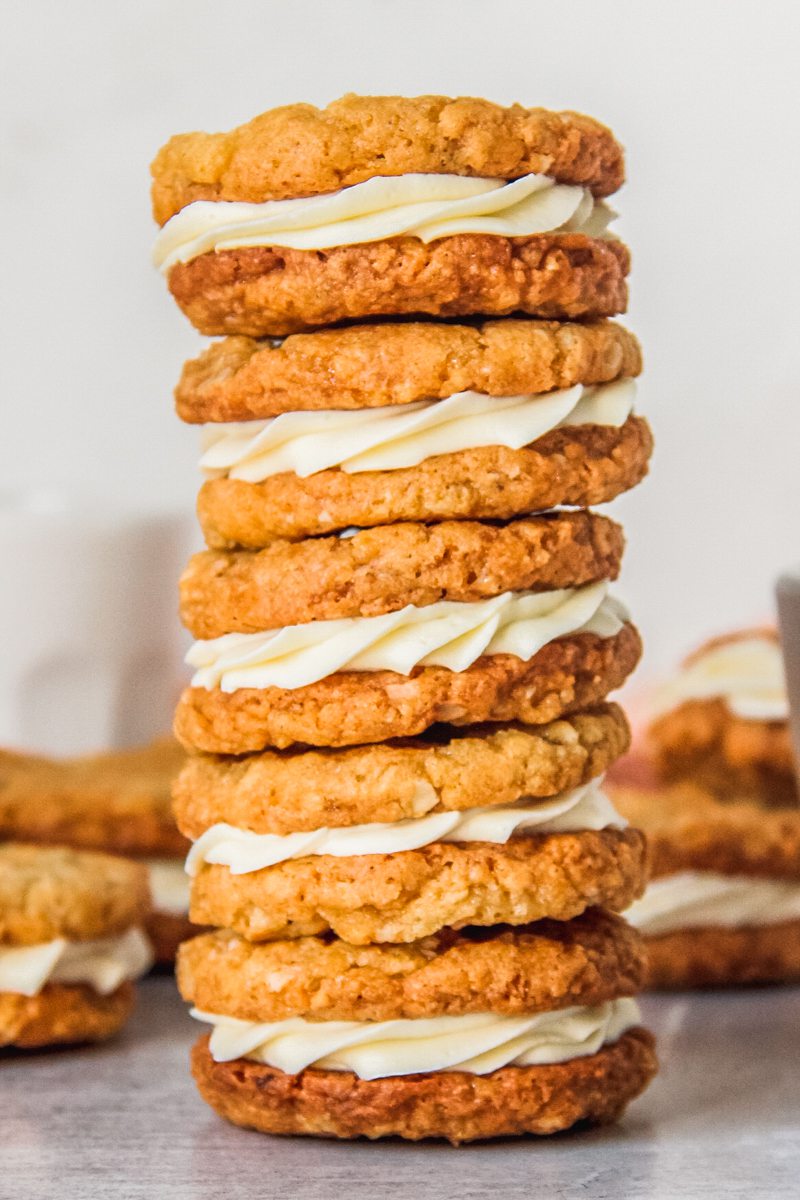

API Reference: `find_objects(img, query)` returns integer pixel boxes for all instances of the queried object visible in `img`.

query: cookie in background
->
[0,844,152,1048]
[610,782,800,989]
[0,737,195,965]
[647,629,794,808]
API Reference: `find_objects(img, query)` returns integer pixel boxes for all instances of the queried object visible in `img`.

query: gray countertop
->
[4,977,798,1200]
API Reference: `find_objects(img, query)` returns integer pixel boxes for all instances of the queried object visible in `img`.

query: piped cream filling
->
[143,858,190,916]
[625,871,800,936]
[153,172,615,271]
[0,927,153,997]
[650,636,787,722]
[185,778,624,876]
[186,582,628,693]
[192,998,640,1080]
[199,378,636,482]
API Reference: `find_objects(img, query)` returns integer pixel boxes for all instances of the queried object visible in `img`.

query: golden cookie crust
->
[648,698,796,807]
[174,704,629,837]
[611,784,800,880]
[190,1027,656,1143]
[0,844,151,946]
[175,623,641,753]
[198,416,652,548]
[178,910,646,1022]
[152,95,624,225]
[0,981,134,1049]
[167,235,629,337]
[0,738,188,857]
[643,919,800,990]
[189,827,646,944]
[180,512,625,638]
[176,319,641,422]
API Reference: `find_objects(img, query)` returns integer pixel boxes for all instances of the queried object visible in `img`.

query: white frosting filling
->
[187,582,628,693]
[144,858,190,916]
[0,927,153,997]
[192,997,640,1080]
[185,778,624,876]
[153,172,615,270]
[625,871,800,936]
[199,378,636,482]
[651,636,787,722]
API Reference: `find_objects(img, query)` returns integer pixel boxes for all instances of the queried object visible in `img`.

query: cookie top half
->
[0,737,188,857]
[0,844,151,946]
[611,784,800,879]
[152,94,624,224]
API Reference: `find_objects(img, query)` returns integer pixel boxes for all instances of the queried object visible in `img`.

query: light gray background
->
[2,0,799,681]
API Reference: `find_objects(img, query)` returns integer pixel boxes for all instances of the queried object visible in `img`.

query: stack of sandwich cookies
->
[615,786,800,988]
[0,739,195,964]
[648,629,794,807]
[0,844,152,1049]
[153,93,657,1140]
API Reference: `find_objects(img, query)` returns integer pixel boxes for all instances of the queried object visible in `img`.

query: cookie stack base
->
[191,1029,656,1143]
[644,919,800,990]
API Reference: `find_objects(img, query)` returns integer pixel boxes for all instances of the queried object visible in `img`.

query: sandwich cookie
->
[648,629,794,806]
[0,739,195,964]
[183,321,648,547]
[152,95,628,335]
[614,784,800,989]
[182,774,645,944]
[177,911,655,1141]
[0,844,152,1048]
[175,583,641,752]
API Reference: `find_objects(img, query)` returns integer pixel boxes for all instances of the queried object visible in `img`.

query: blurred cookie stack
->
[153,94,657,1142]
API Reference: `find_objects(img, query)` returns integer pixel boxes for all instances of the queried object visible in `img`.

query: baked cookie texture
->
[145,911,200,967]
[612,784,800,880]
[198,417,652,547]
[151,95,625,224]
[189,827,646,944]
[173,703,629,837]
[0,844,151,946]
[190,1028,656,1143]
[176,319,641,422]
[178,910,645,1022]
[180,511,625,637]
[0,737,188,857]
[175,624,642,752]
[643,919,800,990]
[649,698,796,808]
[168,235,629,337]
[0,981,135,1050]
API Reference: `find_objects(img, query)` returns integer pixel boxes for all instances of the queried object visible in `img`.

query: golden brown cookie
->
[0,737,188,857]
[174,704,629,837]
[175,319,641,422]
[152,95,624,224]
[198,417,652,547]
[649,698,795,808]
[0,981,135,1050]
[145,911,200,968]
[189,827,646,944]
[190,1027,656,1143]
[168,234,629,337]
[0,844,151,946]
[642,919,800,990]
[178,910,646,1022]
[180,512,625,637]
[175,623,641,753]
[611,784,800,881]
